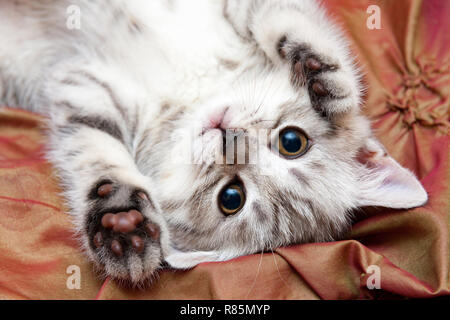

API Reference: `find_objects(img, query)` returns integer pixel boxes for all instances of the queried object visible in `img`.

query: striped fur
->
[0,0,427,283]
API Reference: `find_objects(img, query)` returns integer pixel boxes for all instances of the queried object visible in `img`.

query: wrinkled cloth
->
[0,0,448,299]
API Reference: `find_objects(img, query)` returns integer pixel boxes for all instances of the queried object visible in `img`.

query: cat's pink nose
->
[207,107,230,130]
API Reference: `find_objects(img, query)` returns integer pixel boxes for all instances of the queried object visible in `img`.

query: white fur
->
[0,0,427,283]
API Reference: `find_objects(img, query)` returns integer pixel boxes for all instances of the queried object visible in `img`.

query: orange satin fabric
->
[0,0,448,299]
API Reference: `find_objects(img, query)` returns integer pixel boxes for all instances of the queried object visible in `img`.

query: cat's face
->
[151,68,427,267]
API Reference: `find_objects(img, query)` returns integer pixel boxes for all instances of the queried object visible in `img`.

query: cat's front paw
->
[278,36,361,116]
[84,180,168,284]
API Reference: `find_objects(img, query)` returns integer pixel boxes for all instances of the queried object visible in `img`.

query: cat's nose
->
[207,107,230,130]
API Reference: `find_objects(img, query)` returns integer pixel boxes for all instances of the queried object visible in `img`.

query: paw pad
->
[97,183,113,197]
[92,209,160,257]
[111,239,124,257]
[305,57,322,71]
[130,235,145,253]
[101,210,143,233]
[311,81,328,96]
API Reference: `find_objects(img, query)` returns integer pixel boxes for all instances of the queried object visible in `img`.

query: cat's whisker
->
[245,250,264,299]
[1,0,427,287]
[269,246,291,292]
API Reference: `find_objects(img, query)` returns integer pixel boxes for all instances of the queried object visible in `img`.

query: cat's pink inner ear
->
[356,138,428,209]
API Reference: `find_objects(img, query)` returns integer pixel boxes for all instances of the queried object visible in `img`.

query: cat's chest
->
[166,52,243,105]
[130,0,254,106]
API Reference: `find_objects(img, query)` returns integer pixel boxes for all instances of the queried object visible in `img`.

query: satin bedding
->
[0,0,448,299]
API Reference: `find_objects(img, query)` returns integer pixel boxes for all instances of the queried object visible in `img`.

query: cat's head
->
[151,68,427,268]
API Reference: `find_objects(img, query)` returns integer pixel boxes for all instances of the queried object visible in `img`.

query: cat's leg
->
[44,69,169,284]
[224,0,362,116]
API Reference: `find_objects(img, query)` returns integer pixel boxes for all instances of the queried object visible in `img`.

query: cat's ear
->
[356,138,427,209]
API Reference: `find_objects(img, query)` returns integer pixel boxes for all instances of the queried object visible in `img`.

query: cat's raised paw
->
[85,180,167,284]
[277,36,360,116]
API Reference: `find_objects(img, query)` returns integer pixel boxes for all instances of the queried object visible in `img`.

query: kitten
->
[0,0,427,284]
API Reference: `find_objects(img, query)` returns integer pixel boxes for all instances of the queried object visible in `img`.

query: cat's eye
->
[278,127,309,158]
[218,183,245,216]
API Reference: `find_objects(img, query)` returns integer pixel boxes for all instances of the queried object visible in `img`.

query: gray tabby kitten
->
[0,0,427,284]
